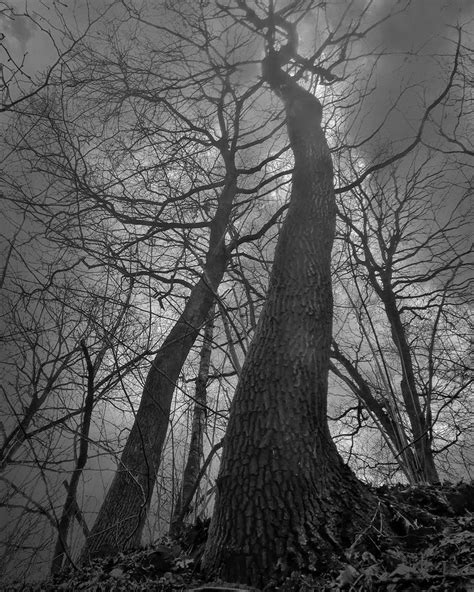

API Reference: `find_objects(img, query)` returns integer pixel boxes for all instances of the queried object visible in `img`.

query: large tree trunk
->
[202,58,380,587]
[169,306,215,538]
[82,171,236,559]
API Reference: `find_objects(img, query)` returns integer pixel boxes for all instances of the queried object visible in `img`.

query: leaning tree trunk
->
[82,170,236,560]
[202,58,381,587]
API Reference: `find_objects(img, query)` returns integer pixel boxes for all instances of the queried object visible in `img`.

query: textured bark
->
[202,57,379,587]
[169,306,215,537]
[82,171,236,559]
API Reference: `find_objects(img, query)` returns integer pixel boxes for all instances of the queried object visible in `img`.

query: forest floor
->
[5,482,474,592]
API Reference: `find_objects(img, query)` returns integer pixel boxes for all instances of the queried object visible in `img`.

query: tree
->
[169,305,215,537]
[202,6,383,586]
[0,260,151,581]
[74,2,292,555]
[50,283,136,573]
[330,148,472,484]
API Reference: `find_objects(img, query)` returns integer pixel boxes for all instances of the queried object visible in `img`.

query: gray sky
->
[2,0,472,140]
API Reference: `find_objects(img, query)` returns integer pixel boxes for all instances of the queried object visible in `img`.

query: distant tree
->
[50,284,136,573]
[331,149,472,484]
[169,306,215,537]
[0,259,150,581]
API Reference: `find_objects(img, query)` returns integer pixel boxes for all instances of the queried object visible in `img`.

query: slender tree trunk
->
[382,286,439,483]
[169,306,215,537]
[82,170,236,559]
[337,256,440,483]
[202,58,381,587]
[51,342,95,573]
[330,345,424,484]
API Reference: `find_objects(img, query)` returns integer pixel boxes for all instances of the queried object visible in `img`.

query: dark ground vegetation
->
[5,482,473,592]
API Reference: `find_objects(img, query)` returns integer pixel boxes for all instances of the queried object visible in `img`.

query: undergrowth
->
[4,482,473,592]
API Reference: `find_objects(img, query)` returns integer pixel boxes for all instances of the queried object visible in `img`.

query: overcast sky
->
[2,0,472,136]
[2,1,472,81]
[2,0,472,163]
